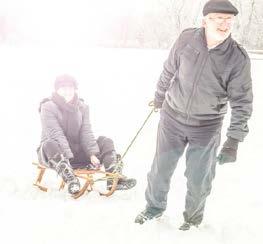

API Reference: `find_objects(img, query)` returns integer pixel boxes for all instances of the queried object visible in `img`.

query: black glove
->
[217,137,239,165]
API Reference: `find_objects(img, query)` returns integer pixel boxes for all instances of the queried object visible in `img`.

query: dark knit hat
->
[203,0,239,16]
[54,74,78,91]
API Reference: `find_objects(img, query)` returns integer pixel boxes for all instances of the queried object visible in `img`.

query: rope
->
[121,103,156,160]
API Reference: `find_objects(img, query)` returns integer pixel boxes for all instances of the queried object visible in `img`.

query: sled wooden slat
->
[33,163,48,192]
[32,161,121,198]
[99,177,119,197]
[59,181,66,190]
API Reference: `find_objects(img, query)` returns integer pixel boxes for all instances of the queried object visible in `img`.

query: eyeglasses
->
[208,17,234,24]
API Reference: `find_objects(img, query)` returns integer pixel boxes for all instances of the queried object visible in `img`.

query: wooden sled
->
[32,161,121,199]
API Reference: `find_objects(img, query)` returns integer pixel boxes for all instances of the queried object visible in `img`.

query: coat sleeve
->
[154,36,180,106]
[226,58,253,142]
[80,105,100,157]
[40,103,73,159]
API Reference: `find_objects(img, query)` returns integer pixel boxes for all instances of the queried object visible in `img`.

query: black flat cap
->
[203,0,239,16]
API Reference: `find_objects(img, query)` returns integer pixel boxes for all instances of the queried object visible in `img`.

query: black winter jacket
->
[155,27,253,141]
[38,93,99,159]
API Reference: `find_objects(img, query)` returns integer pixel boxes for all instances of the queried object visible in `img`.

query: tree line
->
[0,0,262,50]
[98,0,263,50]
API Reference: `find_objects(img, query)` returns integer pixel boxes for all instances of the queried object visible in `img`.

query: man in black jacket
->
[135,0,253,230]
[37,74,136,195]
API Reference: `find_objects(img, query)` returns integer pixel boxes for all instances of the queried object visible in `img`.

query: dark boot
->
[135,207,163,224]
[104,152,123,174]
[107,176,137,191]
[179,222,199,231]
[106,154,136,190]
[50,154,80,195]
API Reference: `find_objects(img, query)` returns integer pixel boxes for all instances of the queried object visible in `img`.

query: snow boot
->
[50,154,80,195]
[179,222,199,231]
[134,207,163,224]
[105,152,136,190]
[104,152,123,174]
[107,177,137,191]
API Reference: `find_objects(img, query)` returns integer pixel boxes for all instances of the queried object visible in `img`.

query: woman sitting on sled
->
[37,74,136,195]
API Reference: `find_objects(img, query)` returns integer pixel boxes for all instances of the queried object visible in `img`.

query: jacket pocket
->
[180,44,200,64]
[213,96,228,113]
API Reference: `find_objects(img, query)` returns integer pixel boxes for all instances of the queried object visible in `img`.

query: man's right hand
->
[149,100,162,111]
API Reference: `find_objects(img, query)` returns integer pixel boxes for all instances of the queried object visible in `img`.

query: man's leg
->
[135,114,187,224]
[145,115,187,211]
[182,131,221,229]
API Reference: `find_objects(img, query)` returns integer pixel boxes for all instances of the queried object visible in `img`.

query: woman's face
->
[56,86,76,103]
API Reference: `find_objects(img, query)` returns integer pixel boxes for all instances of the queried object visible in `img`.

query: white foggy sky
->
[1,0,200,46]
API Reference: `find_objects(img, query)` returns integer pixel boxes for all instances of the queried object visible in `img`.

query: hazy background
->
[0,0,262,49]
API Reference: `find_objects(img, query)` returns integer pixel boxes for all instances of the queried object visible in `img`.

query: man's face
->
[56,86,76,103]
[203,13,234,42]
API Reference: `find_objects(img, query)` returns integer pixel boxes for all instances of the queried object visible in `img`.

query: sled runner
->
[32,161,121,199]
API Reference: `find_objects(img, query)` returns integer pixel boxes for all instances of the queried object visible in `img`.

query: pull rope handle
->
[148,101,159,112]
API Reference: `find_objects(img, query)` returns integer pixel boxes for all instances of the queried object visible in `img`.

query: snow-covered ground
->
[0,46,262,244]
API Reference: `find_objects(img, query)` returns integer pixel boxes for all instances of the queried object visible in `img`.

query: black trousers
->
[38,136,117,171]
[145,109,223,224]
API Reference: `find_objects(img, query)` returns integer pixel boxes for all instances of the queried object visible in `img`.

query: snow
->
[0,46,262,244]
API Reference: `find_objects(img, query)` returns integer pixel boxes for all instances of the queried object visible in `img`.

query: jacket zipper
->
[185,51,209,123]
